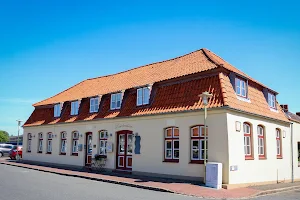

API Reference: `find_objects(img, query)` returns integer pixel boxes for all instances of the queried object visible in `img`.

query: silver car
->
[0,144,14,157]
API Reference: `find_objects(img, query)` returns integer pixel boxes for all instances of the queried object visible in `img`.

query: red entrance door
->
[116,130,133,171]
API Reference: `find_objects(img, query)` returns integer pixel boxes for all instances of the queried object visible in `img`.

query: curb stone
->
[2,162,299,199]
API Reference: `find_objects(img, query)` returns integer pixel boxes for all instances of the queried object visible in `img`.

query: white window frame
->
[137,87,150,106]
[90,97,99,113]
[243,123,252,156]
[257,126,265,156]
[99,130,108,155]
[38,133,43,152]
[61,132,67,154]
[110,93,122,110]
[190,126,207,161]
[268,93,276,109]
[235,78,247,98]
[72,131,79,153]
[276,129,281,156]
[164,127,179,160]
[71,101,79,115]
[54,103,61,117]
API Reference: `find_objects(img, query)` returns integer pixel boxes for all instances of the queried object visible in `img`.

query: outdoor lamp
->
[198,91,213,184]
[199,91,213,106]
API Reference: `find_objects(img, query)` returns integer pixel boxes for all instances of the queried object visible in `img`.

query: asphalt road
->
[0,164,299,200]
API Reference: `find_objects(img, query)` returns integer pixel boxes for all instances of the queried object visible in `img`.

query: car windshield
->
[12,146,17,150]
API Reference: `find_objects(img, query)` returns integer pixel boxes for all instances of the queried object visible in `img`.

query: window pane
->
[192,150,199,159]
[166,150,172,158]
[192,140,199,149]
[246,146,250,155]
[192,127,199,137]
[143,87,150,104]
[173,150,179,159]
[137,89,143,105]
[174,140,179,149]
[173,128,179,137]
[165,129,172,137]
[166,141,172,149]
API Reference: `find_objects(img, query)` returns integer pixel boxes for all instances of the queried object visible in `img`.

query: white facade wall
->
[226,111,291,185]
[23,110,229,182]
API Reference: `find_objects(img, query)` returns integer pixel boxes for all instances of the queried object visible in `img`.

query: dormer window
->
[137,87,150,106]
[90,97,99,113]
[54,103,61,117]
[268,93,276,109]
[235,77,247,98]
[71,100,79,115]
[110,93,122,110]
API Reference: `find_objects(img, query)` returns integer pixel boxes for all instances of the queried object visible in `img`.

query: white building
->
[23,48,298,188]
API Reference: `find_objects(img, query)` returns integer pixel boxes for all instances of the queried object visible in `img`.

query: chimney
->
[280,104,289,112]
[296,112,300,116]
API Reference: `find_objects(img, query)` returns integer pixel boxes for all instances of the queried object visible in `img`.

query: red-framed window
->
[164,127,179,162]
[71,131,79,156]
[38,133,43,153]
[276,129,282,158]
[60,132,67,155]
[99,130,108,155]
[235,77,247,98]
[190,125,208,164]
[47,133,53,154]
[27,133,32,152]
[257,125,266,159]
[243,123,253,159]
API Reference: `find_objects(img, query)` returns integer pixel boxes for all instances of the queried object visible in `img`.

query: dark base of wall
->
[21,159,204,185]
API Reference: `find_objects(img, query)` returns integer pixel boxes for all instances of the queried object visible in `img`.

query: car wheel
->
[0,152,3,158]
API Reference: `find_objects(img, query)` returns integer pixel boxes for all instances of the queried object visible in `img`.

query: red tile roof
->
[24,48,289,127]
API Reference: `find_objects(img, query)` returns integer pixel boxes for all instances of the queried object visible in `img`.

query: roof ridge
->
[202,48,223,67]
[86,49,204,81]
[33,80,86,106]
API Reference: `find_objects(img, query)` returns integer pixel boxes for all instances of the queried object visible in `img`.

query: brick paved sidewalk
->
[1,160,297,199]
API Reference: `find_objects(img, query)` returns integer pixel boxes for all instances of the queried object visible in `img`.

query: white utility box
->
[205,162,222,189]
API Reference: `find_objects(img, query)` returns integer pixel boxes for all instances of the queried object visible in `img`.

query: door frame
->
[116,130,133,171]
[85,132,93,166]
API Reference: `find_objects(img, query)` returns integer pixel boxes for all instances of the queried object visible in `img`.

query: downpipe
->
[291,123,294,183]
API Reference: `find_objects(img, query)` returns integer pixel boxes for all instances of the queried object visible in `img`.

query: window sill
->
[259,157,267,160]
[60,153,66,155]
[277,156,283,159]
[245,156,254,160]
[189,160,204,164]
[71,153,78,156]
[270,108,279,113]
[46,152,52,154]
[237,95,251,103]
[163,159,179,163]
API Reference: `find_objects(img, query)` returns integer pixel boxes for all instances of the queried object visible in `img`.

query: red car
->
[9,145,22,160]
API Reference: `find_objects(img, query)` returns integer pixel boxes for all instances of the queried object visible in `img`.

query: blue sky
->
[0,0,299,135]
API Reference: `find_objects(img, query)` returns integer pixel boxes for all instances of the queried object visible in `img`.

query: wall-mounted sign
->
[230,165,238,171]
[235,121,241,132]
[106,142,113,153]
[115,123,133,129]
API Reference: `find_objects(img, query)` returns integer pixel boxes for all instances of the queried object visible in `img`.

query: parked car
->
[9,145,22,160]
[0,144,14,157]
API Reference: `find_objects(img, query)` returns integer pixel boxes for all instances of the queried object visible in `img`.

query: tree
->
[0,130,9,143]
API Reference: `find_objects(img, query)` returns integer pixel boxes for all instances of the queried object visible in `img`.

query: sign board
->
[206,162,222,189]
[78,144,83,151]
[106,142,113,153]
